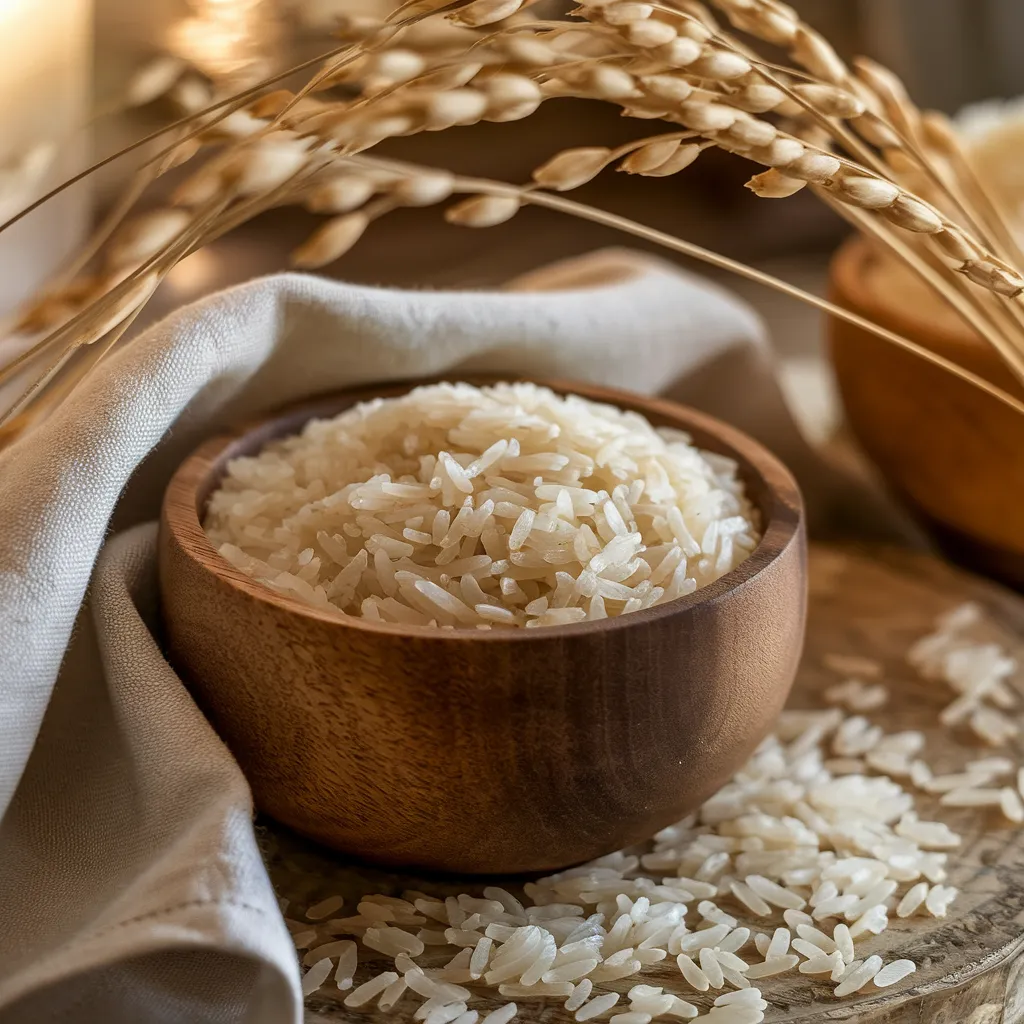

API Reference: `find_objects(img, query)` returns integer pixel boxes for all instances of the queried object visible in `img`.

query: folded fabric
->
[0,248,841,1023]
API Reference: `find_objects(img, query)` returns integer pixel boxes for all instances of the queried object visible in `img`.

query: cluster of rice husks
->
[204,382,760,628]
[287,603,1022,1021]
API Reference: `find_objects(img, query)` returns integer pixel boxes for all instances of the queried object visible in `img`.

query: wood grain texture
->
[261,544,1024,1024]
[828,237,1024,590]
[158,377,806,875]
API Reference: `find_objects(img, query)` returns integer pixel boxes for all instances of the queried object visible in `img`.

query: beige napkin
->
[0,248,850,1023]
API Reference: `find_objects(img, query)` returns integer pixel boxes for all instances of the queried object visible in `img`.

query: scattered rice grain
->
[302,958,334,997]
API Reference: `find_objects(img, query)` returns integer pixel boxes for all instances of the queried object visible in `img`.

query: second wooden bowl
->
[830,238,1024,590]
[159,378,806,875]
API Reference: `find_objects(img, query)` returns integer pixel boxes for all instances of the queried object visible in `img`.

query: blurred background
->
[4,0,1024,449]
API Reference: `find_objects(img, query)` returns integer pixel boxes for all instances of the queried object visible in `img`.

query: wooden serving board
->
[262,544,1024,1024]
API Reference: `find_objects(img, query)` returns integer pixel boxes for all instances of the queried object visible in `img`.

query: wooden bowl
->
[830,237,1024,590]
[158,378,806,875]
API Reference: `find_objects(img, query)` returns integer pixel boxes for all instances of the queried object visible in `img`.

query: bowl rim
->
[161,375,804,642]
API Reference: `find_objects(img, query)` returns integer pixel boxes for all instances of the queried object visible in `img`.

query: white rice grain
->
[302,958,334,997]
[335,940,358,989]
[680,924,730,952]
[627,985,672,1016]
[847,905,889,939]
[799,952,843,975]
[794,924,835,953]
[565,980,593,1012]
[676,954,710,991]
[664,996,698,1019]
[730,883,772,918]
[291,929,318,950]
[423,1003,469,1024]
[872,959,917,987]
[744,876,805,911]
[791,938,825,961]
[206,383,759,628]
[698,948,725,989]
[379,976,409,1010]
[896,882,929,918]
[307,895,345,920]
[303,939,355,967]
[344,971,399,1007]
[939,788,1003,808]
[589,959,643,983]
[924,885,958,917]
[833,956,882,997]
[718,928,751,954]
[576,993,621,1021]
[743,956,799,979]
[481,1004,518,1024]
[499,983,574,999]
[714,990,765,1008]
[823,655,880,679]
[1001,787,1024,822]
[364,927,426,958]
[698,901,737,928]
[833,924,854,964]
[763,928,790,960]
[968,757,1014,776]
[782,909,813,930]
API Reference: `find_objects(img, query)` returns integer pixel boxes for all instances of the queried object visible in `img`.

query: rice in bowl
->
[203,381,761,628]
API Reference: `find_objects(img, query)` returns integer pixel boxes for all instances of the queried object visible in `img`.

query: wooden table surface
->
[261,543,1024,1024]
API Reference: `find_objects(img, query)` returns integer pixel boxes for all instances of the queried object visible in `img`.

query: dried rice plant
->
[4,0,1024,440]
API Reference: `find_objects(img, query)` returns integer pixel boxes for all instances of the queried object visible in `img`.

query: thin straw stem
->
[678,2,1010,265]
[50,161,161,290]
[355,154,1024,417]
[9,302,148,437]
[823,193,1024,386]
[0,197,229,402]
[523,188,1024,414]
[741,49,1004,255]
[934,134,1024,272]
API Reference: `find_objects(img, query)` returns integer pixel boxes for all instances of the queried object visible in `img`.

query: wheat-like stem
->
[748,54,1004,256]
[702,0,1023,273]
[344,152,1024,417]
[0,196,229,399]
[661,0,1009,273]
[1,0,1023,435]
[486,199,1024,415]
[821,192,1024,372]
[920,113,1024,271]
[5,302,150,438]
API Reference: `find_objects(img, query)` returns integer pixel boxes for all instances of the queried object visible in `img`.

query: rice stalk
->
[459,172,1024,417]
[818,192,1024,383]
[0,0,1022,434]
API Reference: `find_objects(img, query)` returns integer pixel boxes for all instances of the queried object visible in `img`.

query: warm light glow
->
[168,0,279,85]
[0,0,32,24]
[164,249,222,297]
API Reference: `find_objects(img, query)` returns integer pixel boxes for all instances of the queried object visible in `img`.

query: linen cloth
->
[0,248,859,1023]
